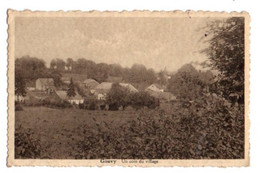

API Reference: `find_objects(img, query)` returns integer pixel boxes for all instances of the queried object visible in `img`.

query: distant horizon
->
[15,17,218,72]
[16,55,211,74]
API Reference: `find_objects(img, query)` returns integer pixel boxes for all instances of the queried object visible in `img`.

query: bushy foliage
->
[23,99,72,109]
[67,78,76,97]
[15,73,27,100]
[15,102,23,111]
[15,125,43,159]
[79,98,100,110]
[129,91,160,109]
[74,94,243,159]
[106,83,131,110]
[106,83,159,110]
[15,56,47,80]
[203,17,244,104]
[167,64,214,101]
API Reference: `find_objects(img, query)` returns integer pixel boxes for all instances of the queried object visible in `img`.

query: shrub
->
[74,94,244,159]
[79,98,100,110]
[23,99,72,109]
[129,91,159,109]
[15,125,43,159]
[106,83,131,110]
[15,102,23,111]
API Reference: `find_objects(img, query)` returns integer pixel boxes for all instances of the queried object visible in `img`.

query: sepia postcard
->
[7,10,250,167]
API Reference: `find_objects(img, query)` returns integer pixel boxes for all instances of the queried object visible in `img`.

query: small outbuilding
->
[55,90,84,105]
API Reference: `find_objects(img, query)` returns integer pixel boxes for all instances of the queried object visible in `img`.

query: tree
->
[50,59,57,70]
[67,78,76,97]
[203,17,244,104]
[15,73,27,102]
[158,69,167,86]
[128,64,156,84]
[56,59,66,72]
[66,58,74,72]
[167,64,211,100]
[15,56,47,80]
[106,83,130,110]
[129,91,159,109]
[74,81,87,97]
[50,71,62,88]
[50,59,65,72]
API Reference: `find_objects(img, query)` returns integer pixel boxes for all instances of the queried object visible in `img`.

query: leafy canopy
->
[203,17,244,103]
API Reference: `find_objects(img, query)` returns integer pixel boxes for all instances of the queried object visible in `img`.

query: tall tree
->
[203,17,244,104]
[50,59,57,70]
[106,83,130,110]
[15,73,27,102]
[15,56,47,80]
[158,70,167,86]
[167,64,209,100]
[66,58,74,72]
[67,78,76,97]
[56,59,66,72]
[50,71,62,88]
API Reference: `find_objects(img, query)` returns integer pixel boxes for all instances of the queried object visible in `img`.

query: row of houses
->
[17,77,176,105]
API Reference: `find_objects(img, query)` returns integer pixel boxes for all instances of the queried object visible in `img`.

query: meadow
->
[15,106,141,159]
[15,96,244,159]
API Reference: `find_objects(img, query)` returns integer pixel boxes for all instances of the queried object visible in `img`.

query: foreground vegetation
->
[15,94,244,159]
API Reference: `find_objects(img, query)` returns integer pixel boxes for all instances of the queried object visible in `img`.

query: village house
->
[119,83,139,92]
[35,78,55,93]
[145,84,165,92]
[94,82,138,100]
[82,79,99,94]
[54,90,84,105]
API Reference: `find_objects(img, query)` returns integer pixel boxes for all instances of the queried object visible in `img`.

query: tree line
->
[15,56,168,86]
[15,17,245,106]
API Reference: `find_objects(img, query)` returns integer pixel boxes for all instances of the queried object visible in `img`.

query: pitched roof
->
[27,90,49,99]
[119,83,138,92]
[95,82,113,93]
[151,84,164,89]
[146,84,164,92]
[55,90,83,100]
[83,79,98,84]
[95,82,138,93]
[83,79,99,89]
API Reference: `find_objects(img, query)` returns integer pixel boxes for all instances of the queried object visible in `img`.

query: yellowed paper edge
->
[7,9,250,167]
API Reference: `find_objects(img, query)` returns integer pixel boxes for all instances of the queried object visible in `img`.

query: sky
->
[15,17,215,72]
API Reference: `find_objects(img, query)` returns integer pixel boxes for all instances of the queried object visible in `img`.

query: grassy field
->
[15,99,244,159]
[15,106,141,159]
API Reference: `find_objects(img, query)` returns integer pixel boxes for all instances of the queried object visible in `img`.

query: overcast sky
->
[15,17,215,72]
